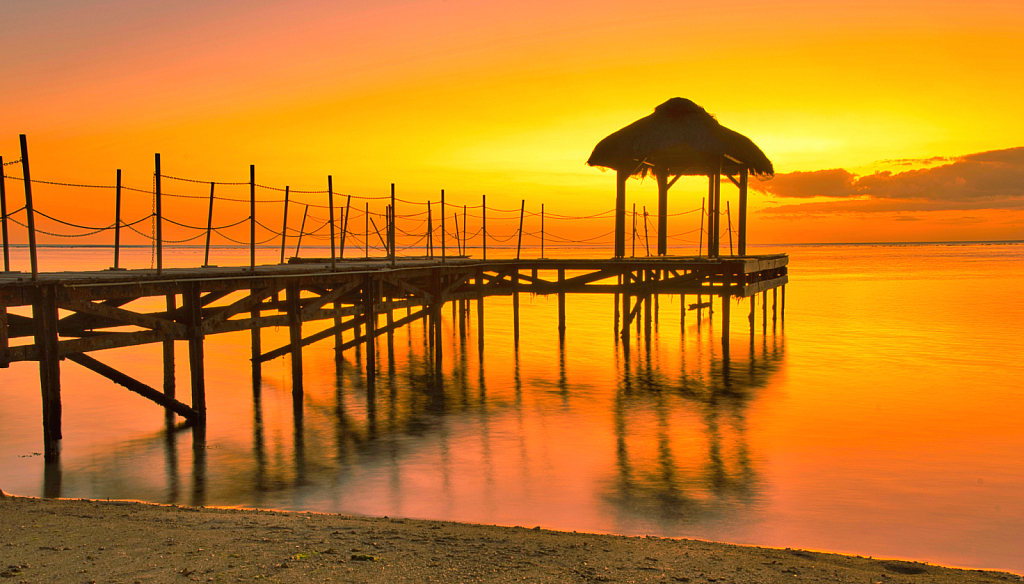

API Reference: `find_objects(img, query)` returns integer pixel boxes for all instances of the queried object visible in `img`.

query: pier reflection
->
[606,330,785,530]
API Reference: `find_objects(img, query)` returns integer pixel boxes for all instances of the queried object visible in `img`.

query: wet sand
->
[1,493,1019,583]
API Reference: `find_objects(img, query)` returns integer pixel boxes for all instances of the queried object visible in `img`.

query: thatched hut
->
[587,98,773,258]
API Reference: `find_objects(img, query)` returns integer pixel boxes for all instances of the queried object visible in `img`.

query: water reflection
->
[606,327,784,530]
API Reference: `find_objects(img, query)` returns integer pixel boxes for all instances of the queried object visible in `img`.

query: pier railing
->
[1,135,746,277]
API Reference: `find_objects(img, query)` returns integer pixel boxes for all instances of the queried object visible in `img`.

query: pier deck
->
[0,254,787,460]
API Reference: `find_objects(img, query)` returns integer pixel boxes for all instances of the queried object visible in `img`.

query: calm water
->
[2,243,1022,574]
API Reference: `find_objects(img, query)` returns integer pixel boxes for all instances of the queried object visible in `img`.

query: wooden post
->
[558,268,566,336]
[631,203,637,257]
[540,203,545,259]
[365,202,369,259]
[390,183,396,267]
[482,194,487,260]
[773,287,778,328]
[154,153,162,275]
[294,204,308,257]
[364,274,376,392]
[698,197,705,257]
[762,289,768,335]
[726,201,733,256]
[513,268,520,346]
[341,194,351,259]
[620,271,630,345]
[749,295,756,334]
[722,294,731,354]
[462,205,467,256]
[251,290,262,383]
[615,168,627,258]
[614,275,620,336]
[781,284,786,323]
[333,295,344,363]
[454,213,460,256]
[0,305,8,368]
[163,294,176,407]
[329,176,337,271]
[110,169,122,269]
[440,189,446,263]
[21,136,39,279]
[203,182,215,267]
[427,201,433,258]
[656,168,668,256]
[287,284,303,393]
[0,155,10,272]
[249,165,256,271]
[643,271,651,339]
[738,168,748,257]
[706,175,715,258]
[279,186,290,264]
[516,200,524,260]
[476,267,484,354]
[643,207,650,257]
[183,283,206,423]
[33,285,61,460]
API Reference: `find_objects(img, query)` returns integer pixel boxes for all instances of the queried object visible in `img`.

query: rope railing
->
[2,137,749,276]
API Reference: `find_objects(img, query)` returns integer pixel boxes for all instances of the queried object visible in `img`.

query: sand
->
[1,492,1019,583]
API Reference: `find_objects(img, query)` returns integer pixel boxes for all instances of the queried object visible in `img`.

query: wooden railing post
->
[482,194,487,260]
[0,155,9,272]
[328,176,336,271]
[203,182,215,267]
[249,165,256,271]
[20,135,39,279]
[340,194,351,259]
[279,186,289,264]
[155,153,162,275]
[295,204,308,258]
[390,183,396,267]
[113,169,122,270]
[440,189,446,263]
[516,200,524,260]
[540,203,545,259]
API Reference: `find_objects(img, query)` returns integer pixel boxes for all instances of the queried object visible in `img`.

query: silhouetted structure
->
[587,98,774,258]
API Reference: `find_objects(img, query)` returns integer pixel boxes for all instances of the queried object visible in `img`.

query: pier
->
[1,132,786,461]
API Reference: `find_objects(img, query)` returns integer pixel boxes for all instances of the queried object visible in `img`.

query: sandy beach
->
[1,492,1019,583]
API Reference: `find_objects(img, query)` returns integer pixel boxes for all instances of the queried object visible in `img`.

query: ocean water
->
[1,242,1022,574]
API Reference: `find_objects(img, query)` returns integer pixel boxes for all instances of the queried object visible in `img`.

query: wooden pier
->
[0,254,786,461]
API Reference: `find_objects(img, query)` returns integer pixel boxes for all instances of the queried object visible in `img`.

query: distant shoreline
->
[1,494,1019,583]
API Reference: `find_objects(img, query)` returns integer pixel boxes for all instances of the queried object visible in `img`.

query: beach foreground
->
[1,494,1019,583]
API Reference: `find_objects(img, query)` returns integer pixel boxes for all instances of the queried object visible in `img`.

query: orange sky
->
[2,0,1023,245]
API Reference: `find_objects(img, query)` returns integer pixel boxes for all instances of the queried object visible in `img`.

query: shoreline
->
[1,493,1019,583]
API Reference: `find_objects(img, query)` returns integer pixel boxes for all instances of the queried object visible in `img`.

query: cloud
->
[753,147,1024,213]
[893,216,921,221]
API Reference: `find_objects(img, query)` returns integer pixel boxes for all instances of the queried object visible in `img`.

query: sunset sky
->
[2,0,1023,245]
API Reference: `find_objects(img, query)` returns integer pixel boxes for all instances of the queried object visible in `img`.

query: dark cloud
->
[753,147,1024,213]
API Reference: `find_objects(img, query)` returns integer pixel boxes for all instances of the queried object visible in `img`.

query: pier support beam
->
[614,169,627,258]
[163,294,175,405]
[33,285,61,460]
[364,274,376,392]
[557,268,566,336]
[183,283,206,423]
[721,294,731,354]
[250,289,261,383]
[512,269,520,346]
[287,284,303,393]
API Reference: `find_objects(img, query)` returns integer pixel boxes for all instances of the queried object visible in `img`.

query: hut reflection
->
[606,333,784,528]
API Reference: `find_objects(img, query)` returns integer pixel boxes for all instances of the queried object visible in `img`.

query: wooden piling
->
[614,168,627,258]
[287,284,303,393]
[163,294,176,404]
[390,184,396,268]
[738,168,748,256]
[0,305,8,369]
[773,287,778,328]
[722,294,731,353]
[476,267,484,354]
[557,268,566,336]
[541,203,545,259]
[251,290,262,382]
[155,153,162,275]
[183,283,206,423]
[781,284,786,323]
[657,169,668,256]
[513,269,520,345]
[516,200,525,260]
[762,290,768,335]
[340,194,351,259]
[33,285,61,460]
[364,274,376,391]
[441,190,446,263]
[482,194,487,261]
[295,205,308,258]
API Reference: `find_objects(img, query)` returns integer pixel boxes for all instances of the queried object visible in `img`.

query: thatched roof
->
[586,98,774,179]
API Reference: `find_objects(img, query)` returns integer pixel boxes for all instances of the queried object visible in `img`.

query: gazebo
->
[587,98,773,258]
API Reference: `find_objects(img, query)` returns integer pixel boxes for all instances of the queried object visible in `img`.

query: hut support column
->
[34,285,61,460]
[722,294,731,353]
[615,169,627,258]
[656,169,668,256]
[738,168,748,256]
[713,158,722,257]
